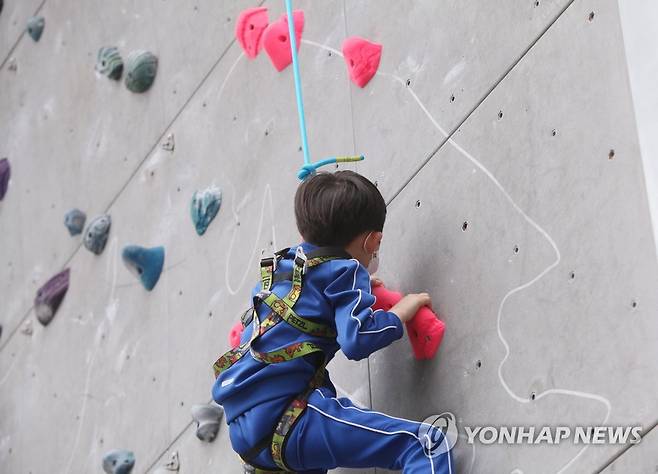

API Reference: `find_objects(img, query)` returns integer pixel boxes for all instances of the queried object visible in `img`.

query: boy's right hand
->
[391,293,432,324]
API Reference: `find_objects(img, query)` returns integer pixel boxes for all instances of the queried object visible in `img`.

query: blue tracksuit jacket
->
[211,242,453,473]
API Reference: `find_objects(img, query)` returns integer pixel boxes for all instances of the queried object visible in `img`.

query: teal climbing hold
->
[64,209,86,236]
[83,214,111,255]
[26,16,45,42]
[121,245,164,291]
[190,186,222,236]
[102,450,135,474]
[124,50,158,93]
[96,46,124,80]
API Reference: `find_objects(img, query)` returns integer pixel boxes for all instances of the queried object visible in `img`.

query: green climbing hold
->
[96,46,124,80]
[190,186,222,236]
[125,50,158,93]
[27,16,45,42]
[102,450,135,474]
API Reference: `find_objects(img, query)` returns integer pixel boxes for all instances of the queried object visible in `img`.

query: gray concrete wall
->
[1,0,656,473]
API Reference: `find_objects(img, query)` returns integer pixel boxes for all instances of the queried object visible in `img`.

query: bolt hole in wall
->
[588,11,595,22]
[535,0,540,6]
[530,391,536,401]
[608,149,615,160]
[513,245,519,254]
[406,79,411,87]
[569,271,575,280]
[551,128,557,136]
[475,359,482,370]
[498,110,504,120]
[450,94,455,103]
[415,200,422,208]
[462,221,468,231]
[631,300,638,309]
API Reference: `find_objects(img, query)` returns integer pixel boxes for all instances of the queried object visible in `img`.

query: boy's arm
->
[324,259,404,361]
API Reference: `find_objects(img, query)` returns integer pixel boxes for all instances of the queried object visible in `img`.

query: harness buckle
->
[294,247,308,274]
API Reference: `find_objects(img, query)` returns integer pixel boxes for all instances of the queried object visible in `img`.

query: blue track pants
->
[250,386,454,473]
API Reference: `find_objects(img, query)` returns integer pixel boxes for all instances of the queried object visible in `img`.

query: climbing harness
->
[282,0,365,180]
[212,246,351,472]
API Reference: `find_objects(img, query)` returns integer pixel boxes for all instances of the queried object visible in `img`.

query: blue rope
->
[284,0,310,166]
[284,0,365,180]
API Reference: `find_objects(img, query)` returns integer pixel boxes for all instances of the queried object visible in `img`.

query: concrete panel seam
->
[0,0,47,71]
[385,0,577,206]
[594,419,658,473]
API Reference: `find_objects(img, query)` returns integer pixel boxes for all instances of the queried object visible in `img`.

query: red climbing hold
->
[235,7,269,59]
[371,285,445,360]
[262,10,304,72]
[229,321,244,349]
[342,36,382,88]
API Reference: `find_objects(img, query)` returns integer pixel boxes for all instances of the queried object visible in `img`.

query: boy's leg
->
[284,387,454,474]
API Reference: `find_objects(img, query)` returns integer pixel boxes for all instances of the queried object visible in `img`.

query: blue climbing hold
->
[190,186,222,236]
[83,214,111,255]
[64,209,87,236]
[102,449,135,474]
[121,245,165,291]
[26,16,45,42]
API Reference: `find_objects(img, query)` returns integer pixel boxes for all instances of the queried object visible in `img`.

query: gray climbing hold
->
[34,268,70,326]
[26,16,45,42]
[124,50,158,93]
[102,449,135,474]
[83,214,111,255]
[154,451,179,473]
[161,133,175,151]
[0,158,10,200]
[191,403,224,442]
[121,245,164,291]
[96,46,124,80]
[64,209,86,236]
[20,320,33,336]
[190,186,222,236]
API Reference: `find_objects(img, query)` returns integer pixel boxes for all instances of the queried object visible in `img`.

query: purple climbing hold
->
[0,158,10,200]
[34,268,70,326]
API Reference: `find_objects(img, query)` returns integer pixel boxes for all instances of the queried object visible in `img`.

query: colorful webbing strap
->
[270,360,327,471]
[212,248,346,378]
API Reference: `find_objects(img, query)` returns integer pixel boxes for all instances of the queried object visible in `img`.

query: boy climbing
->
[212,171,453,473]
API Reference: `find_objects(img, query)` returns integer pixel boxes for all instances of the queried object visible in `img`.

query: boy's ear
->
[364,231,383,253]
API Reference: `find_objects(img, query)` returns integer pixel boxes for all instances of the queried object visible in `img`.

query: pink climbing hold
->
[229,321,244,349]
[235,7,269,59]
[262,10,304,72]
[371,285,445,360]
[342,36,382,88]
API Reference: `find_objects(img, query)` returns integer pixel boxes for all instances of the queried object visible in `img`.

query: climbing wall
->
[0,0,656,473]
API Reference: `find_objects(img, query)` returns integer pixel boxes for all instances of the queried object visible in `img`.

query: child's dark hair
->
[294,171,386,247]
